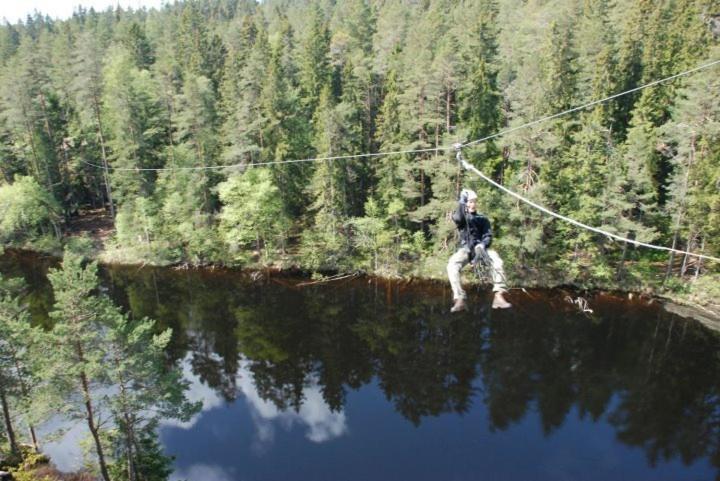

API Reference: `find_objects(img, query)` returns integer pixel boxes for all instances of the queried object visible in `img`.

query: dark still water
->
[2,249,719,481]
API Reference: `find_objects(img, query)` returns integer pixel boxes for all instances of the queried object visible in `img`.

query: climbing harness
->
[471,246,502,285]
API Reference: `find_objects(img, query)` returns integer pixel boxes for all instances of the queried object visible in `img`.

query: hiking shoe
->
[492,292,512,309]
[450,298,467,313]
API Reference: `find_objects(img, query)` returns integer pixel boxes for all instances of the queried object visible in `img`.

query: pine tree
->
[176,2,227,93]
[72,29,115,218]
[102,45,167,205]
[373,67,416,267]
[114,195,160,256]
[174,73,220,204]
[43,251,200,481]
[154,146,220,264]
[0,37,61,197]
[575,0,619,129]
[121,22,154,70]
[375,68,407,210]
[337,59,370,216]
[259,24,310,215]
[0,274,42,458]
[613,0,653,136]
[0,23,20,66]
[621,2,680,207]
[497,15,580,269]
[394,6,445,231]
[301,86,360,269]
[150,12,183,167]
[220,14,268,166]
[458,0,501,162]
[332,0,378,150]
[661,54,720,277]
[298,3,331,117]
[349,197,395,272]
[44,253,114,481]
[103,311,199,481]
[176,2,212,78]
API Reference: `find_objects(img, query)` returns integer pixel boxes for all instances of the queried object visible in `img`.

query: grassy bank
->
[3,223,719,326]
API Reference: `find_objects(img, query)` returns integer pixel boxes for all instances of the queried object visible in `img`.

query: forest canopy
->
[0,0,719,290]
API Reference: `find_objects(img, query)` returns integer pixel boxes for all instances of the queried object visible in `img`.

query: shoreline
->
[2,245,719,331]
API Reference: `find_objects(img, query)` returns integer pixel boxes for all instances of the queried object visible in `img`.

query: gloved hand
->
[459,189,469,204]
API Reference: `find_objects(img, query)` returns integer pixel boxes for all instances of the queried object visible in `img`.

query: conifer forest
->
[0,0,719,295]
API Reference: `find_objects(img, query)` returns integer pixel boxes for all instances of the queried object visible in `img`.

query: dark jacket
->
[452,202,492,250]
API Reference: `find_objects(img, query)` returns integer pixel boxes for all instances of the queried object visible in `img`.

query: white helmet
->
[460,188,478,201]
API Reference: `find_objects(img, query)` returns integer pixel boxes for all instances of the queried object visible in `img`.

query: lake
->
[2,249,719,481]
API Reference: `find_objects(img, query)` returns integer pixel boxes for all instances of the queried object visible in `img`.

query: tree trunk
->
[0,386,19,457]
[434,97,440,155]
[664,231,678,282]
[77,344,111,481]
[113,347,139,481]
[680,232,694,277]
[28,425,39,453]
[122,406,138,481]
[13,354,39,452]
[446,89,452,132]
[51,220,63,241]
[93,94,115,219]
[617,241,628,281]
[694,237,704,280]
[39,93,66,196]
[21,112,46,188]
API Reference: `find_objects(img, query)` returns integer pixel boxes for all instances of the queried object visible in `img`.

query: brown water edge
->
[2,247,718,332]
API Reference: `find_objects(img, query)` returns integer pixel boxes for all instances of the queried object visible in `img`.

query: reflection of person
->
[447,188,511,312]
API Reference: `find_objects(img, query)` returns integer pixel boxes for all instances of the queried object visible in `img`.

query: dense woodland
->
[1,1,720,476]
[1,0,720,293]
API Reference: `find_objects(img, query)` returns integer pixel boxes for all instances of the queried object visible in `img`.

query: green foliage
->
[661,51,720,273]
[0,0,717,289]
[218,168,289,259]
[121,22,154,69]
[114,196,161,254]
[298,4,331,115]
[0,273,42,459]
[38,250,200,480]
[348,198,394,272]
[108,428,173,481]
[103,45,167,205]
[102,312,199,481]
[0,176,60,245]
[65,236,96,257]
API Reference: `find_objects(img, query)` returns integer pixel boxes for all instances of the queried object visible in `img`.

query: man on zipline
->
[448,188,511,312]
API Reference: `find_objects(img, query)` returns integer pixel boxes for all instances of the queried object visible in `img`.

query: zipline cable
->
[78,58,720,173]
[460,58,720,149]
[79,146,447,172]
[455,150,720,263]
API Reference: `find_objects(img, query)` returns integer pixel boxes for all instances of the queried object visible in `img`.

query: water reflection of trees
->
[10,251,720,475]
[481,298,720,473]
[105,266,242,402]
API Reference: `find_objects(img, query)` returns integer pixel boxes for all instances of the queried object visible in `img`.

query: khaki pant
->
[447,245,507,300]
